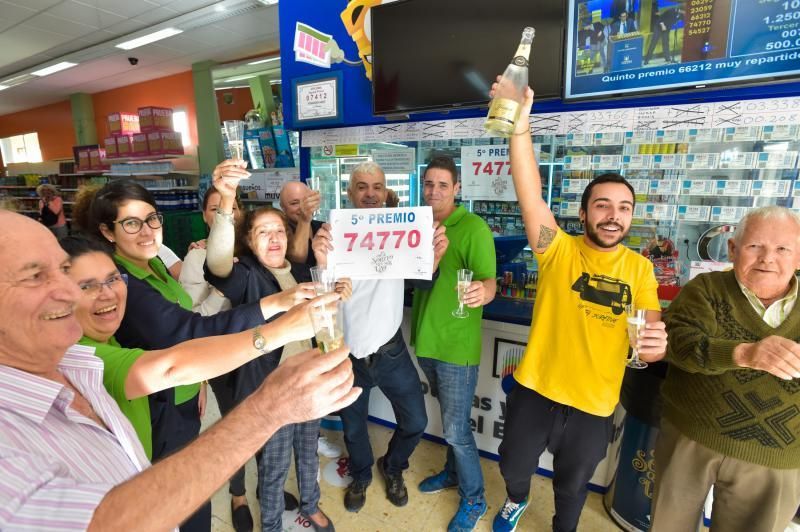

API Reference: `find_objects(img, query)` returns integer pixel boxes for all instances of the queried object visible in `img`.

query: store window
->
[0,132,43,163]
[172,109,192,147]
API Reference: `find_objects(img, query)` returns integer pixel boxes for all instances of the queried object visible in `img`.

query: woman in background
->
[37,183,67,238]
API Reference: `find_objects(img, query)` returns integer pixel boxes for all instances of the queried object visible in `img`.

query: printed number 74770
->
[343,230,421,252]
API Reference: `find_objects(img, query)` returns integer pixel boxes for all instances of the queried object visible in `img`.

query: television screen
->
[371,0,565,116]
[564,0,800,100]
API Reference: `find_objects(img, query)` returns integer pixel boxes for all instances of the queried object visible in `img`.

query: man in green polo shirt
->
[411,155,496,532]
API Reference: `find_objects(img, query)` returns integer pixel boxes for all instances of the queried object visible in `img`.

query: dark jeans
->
[151,394,210,532]
[340,327,427,483]
[498,382,613,532]
[645,27,672,63]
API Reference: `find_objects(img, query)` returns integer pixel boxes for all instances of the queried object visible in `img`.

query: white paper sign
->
[639,203,676,221]
[687,128,723,143]
[718,152,756,169]
[591,154,622,169]
[371,148,416,174]
[655,130,687,143]
[563,155,592,170]
[566,133,594,146]
[240,168,300,200]
[628,179,650,195]
[652,154,685,169]
[561,178,590,194]
[682,179,715,195]
[622,155,653,169]
[711,206,749,223]
[460,146,516,201]
[560,201,581,217]
[761,125,799,141]
[594,132,624,145]
[677,205,711,221]
[329,207,434,280]
[649,179,680,195]
[715,180,752,196]
[685,153,719,170]
[296,78,338,120]
[724,126,760,142]
[755,151,798,169]
[752,180,791,197]
[624,130,655,144]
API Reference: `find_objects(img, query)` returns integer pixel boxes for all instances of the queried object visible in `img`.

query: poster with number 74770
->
[328,207,434,280]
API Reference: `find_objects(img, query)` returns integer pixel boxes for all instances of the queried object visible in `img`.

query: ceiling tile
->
[46,1,128,29]
[0,1,39,25]
[0,25,74,67]
[23,13,98,36]
[71,0,151,19]
[130,6,180,25]
[1,0,63,11]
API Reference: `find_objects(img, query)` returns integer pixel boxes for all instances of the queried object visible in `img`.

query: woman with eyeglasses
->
[77,178,317,532]
[60,234,324,460]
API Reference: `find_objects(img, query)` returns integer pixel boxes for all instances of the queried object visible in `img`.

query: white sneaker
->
[317,435,342,458]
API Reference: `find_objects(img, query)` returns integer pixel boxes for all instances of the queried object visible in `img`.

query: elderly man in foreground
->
[0,210,359,531]
[651,206,800,532]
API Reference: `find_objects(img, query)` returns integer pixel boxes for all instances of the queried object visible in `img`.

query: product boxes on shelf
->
[138,106,173,132]
[115,135,135,157]
[147,131,184,155]
[103,137,119,158]
[107,112,140,136]
[131,133,149,157]
[88,148,107,170]
[77,149,91,170]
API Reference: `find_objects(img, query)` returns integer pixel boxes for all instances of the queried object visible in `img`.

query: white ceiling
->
[0,0,281,116]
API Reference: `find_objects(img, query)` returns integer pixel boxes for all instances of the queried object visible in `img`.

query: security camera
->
[128,57,139,66]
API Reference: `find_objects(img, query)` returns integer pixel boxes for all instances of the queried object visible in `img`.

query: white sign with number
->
[328,207,434,280]
[460,146,517,201]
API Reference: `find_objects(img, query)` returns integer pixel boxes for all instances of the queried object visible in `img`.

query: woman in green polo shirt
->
[60,234,325,459]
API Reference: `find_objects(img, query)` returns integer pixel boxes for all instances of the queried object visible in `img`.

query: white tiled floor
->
[201,392,624,531]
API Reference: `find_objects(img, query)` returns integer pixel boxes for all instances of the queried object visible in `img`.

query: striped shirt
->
[737,275,799,327]
[0,344,149,531]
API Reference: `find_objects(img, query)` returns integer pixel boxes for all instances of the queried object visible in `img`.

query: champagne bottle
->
[484,27,535,137]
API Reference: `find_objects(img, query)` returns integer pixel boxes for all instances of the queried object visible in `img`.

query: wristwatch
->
[252,326,269,354]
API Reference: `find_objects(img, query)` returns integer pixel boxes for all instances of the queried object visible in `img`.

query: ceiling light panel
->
[31,62,79,76]
[115,28,184,50]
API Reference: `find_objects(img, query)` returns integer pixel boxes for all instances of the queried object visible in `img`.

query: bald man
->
[280,181,322,266]
[0,210,359,530]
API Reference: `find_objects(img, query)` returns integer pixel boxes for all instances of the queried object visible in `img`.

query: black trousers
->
[498,383,613,532]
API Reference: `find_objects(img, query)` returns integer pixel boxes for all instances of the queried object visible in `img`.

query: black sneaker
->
[344,480,368,512]
[377,456,408,507]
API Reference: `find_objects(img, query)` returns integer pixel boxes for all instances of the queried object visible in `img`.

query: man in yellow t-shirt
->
[489,83,668,532]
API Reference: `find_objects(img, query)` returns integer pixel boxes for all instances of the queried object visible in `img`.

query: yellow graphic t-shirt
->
[514,229,659,416]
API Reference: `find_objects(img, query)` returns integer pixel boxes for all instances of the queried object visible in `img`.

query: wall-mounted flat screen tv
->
[564,0,800,100]
[371,0,566,116]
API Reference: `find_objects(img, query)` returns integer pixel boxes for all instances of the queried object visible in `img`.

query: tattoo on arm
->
[536,225,556,249]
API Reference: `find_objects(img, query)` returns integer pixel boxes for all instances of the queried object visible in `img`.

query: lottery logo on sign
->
[329,207,434,280]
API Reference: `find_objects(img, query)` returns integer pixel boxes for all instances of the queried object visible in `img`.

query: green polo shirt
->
[114,254,200,405]
[79,335,153,460]
[411,205,496,365]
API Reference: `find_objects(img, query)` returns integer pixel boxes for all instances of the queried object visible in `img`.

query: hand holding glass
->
[625,305,648,369]
[307,176,321,218]
[309,301,344,354]
[452,269,473,318]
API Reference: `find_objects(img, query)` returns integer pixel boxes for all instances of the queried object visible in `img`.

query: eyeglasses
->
[79,273,128,298]
[113,213,164,234]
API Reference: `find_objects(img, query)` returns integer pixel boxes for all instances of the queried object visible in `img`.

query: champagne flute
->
[309,300,344,353]
[625,304,648,369]
[223,120,246,162]
[307,176,321,218]
[452,269,473,318]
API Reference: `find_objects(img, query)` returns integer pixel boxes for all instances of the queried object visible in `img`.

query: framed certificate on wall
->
[291,71,343,127]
